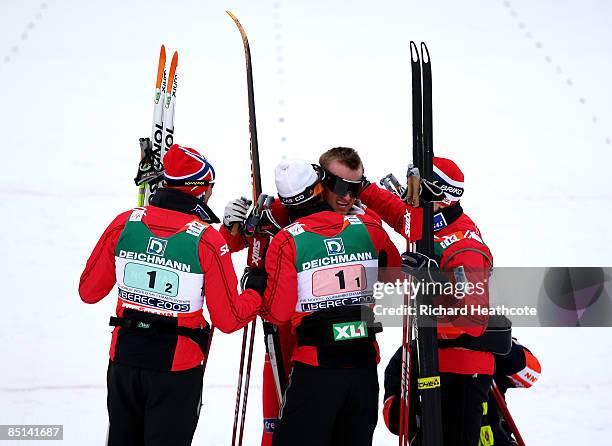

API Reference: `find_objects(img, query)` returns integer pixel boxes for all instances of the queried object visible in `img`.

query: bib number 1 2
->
[124,263,179,297]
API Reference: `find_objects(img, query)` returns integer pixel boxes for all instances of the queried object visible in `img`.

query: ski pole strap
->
[437,315,512,354]
[296,306,382,346]
[109,316,211,354]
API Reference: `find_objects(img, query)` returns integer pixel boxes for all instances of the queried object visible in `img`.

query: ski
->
[410,41,444,446]
[135,45,178,206]
[226,11,287,446]
[161,51,178,162]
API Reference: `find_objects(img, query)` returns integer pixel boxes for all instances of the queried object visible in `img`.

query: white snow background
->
[1,0,611,444]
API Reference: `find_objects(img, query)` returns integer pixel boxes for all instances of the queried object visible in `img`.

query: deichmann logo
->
[417,375,441,390]
[147,237,168,256]
[332,321,368,341]
[324,238,345,256]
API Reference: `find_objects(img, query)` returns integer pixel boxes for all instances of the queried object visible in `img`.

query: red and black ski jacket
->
[360,184,495,375]
[79,201,260,372]
[258,203,402,367]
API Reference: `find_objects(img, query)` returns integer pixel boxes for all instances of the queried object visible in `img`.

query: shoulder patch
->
[345,215,363,225]
[186,220,207,237]
[285,222,305,237]
[129,207,146,222]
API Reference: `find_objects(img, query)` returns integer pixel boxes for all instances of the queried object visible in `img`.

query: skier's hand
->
[403,165,421,206]
[223,197,252,234]
[240,267,268,295]
[401,165,445,206]
[401,251,447,285]
[420,179,445,203]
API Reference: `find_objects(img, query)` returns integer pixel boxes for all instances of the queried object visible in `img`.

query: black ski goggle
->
[324,170,365,198]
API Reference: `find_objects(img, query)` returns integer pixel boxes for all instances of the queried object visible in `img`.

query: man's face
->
[323,160,364,215]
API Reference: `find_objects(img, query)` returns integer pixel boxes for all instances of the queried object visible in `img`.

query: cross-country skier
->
[383,338,541,446]
[355,153,497,445]
[78,143,265,446]
[221,147,427,446]
[254,159,401,446]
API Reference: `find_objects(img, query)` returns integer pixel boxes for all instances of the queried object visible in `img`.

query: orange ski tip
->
[155,45,167,89]
[167,51,178,91]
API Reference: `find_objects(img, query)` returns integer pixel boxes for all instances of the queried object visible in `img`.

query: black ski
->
[411,41,444,446]
[226,11,287,446]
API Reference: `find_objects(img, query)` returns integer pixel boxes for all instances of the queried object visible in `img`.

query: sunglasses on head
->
[323,170,365,198]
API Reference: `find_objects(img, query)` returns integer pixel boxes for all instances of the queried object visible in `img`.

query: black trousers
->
[438,372,492,446]
[272,363,379,446]
[106,361,203,446]
[385,346,493,446]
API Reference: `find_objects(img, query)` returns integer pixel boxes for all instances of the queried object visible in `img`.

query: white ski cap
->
[275,159,320,206]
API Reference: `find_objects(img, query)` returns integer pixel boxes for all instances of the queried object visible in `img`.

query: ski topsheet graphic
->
[136,45,178,206]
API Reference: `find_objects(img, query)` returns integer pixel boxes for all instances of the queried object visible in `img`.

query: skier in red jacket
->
[220,147,426,446]
[79,144,263,446]
[358,154,495,445]
[254,159,401,446]
[383,338,542,445]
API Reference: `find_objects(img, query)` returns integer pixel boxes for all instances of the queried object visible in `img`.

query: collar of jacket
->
[433,202,463,232]
[288,201,335,222]
[149,188,221,224]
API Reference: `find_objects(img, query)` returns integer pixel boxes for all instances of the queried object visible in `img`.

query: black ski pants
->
[106,360,203,446]
[439,372,492,446]
[272,363,379,446]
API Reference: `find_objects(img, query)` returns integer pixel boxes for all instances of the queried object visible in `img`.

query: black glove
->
[401,251,447,284]
[240,267,268,294]
[420,179,445,203]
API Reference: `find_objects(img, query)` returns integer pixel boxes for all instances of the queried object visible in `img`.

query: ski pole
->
[490,380,526,446]
[232,320,255,446]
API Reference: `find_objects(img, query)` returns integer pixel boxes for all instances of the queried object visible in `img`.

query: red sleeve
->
[219,224,248,253]
[218,198,290,253]
[260,231,297,325]
[439,249,491,338]
[360,184,423,242]
[363,218,402,268]
[78,211,131,304]
[199,227,261,333]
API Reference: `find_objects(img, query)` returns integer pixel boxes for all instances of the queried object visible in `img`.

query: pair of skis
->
[398,43,526,446]
[226,11,287,446]
[135,45,178,206]
[398,42,443,446]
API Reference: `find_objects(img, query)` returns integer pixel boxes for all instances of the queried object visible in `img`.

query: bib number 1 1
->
[312,265,366,297]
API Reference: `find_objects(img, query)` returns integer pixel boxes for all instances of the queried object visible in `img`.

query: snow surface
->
[1,0,611,444]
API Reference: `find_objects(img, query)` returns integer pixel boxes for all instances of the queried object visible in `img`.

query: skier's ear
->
[202,187,214,203]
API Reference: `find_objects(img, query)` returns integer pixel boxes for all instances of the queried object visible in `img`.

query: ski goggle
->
[324,170,366,198]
